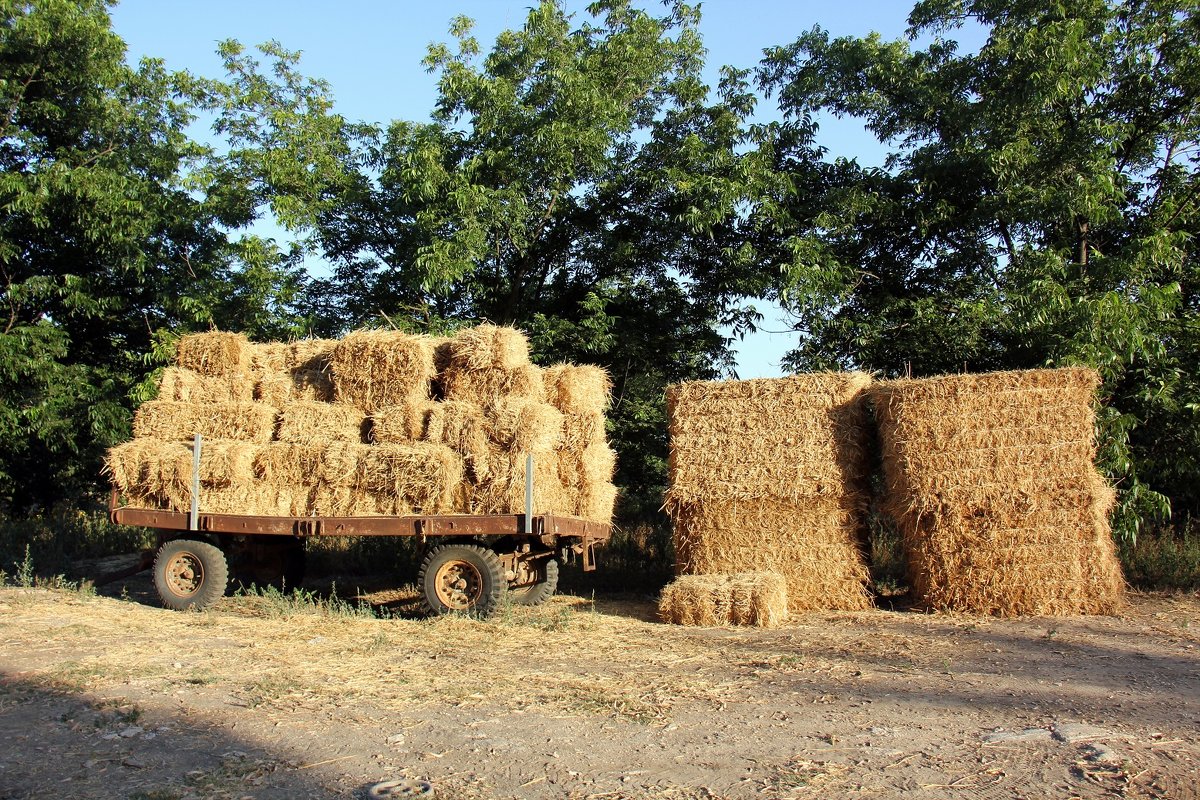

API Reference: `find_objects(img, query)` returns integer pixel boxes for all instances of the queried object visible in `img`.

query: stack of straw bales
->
[873,368,1125,616]
[658,572,788,627]
[665,374,874,613]
[106,325,617,522]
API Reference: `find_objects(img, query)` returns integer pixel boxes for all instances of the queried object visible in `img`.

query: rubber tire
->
[509,558,559,606]
[153,538,229,611]
[419,543,504,617]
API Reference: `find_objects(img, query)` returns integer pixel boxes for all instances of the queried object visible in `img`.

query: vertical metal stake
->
[524,453,534,534]
[189,433,202,531]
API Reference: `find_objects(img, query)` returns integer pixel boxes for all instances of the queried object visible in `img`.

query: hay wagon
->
[109,455,611,617]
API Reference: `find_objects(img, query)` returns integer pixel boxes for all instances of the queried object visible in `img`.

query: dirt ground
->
[0,570,1197,800]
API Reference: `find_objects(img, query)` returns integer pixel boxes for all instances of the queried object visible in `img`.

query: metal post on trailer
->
[189,433,202,532]
[524,453,534,535]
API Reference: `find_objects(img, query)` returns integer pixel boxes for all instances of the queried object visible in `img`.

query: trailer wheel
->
[509,558,559,606]
[153,538,228,611]
[419,544,504,617]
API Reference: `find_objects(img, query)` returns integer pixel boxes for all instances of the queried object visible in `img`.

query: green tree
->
[0,0,305,512]
[756,0,1200,536]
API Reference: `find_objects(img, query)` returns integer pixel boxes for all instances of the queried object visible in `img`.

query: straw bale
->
[329,330,435,412]
[578,481,617,523]
[561,411,606,451]
[372,400,437,444]
[253,442,325,486]
[254,370,334,405]
[442,363,544,406]
[276,401,366,445]
[158,367,253,403]
[288,339,336,372]
[470,451,573,516]
[425,400,492,482]
[249,343,289,374]
[668,496,872,612]
[658,572,788,627]
[132,400,277,443]
[486,398,564,455]
[176,332,251,377]
[666,372,873,504]
[873,367,1125,616]
[105,439,192,502]
[432,336,455,374]
[360,442,464,514]
[445,324,530,372]
[558,443,617,491]
[544,364,612,414]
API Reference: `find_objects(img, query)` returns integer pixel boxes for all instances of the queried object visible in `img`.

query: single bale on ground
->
[665,373,874,612]
[873,367,1126,616]
[176,332,251,377]
[132,400,277,443]
[329,330,435,412]
[276,401,367,445]
[658,572,789,627]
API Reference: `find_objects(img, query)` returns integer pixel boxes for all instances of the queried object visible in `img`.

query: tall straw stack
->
[873,367,1125,616]
[665,373,874,613]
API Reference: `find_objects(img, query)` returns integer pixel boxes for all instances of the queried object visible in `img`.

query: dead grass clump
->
[132,400,277,443]
[329,330,435,412]
[658,572,788,627]
[544,364,612,414]
[445,324,530,372]
[158,367,253,403]
[276,401,367,445]
[665,373,874,612]
[371,400,436,444]
[177,332,251,376]
[873,367,1125,616]
[254,370,334,405]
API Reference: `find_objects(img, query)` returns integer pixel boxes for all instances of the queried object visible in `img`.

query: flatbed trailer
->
[110,491,611,617]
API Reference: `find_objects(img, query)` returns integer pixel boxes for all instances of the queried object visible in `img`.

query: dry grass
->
[665,373,873,612]
[329,330,434,412]
[659,572,789,627]
[132,400,277,443]
[275,401,367,445]
[873,367,1125,616]
[176,332,251,376]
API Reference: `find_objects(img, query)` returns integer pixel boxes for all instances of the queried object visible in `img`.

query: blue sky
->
[109,1,955,377]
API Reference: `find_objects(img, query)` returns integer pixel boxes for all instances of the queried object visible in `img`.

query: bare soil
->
[0,574,1197,800]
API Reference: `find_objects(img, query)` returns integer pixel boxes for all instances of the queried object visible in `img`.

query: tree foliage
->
[756,0,1200,536]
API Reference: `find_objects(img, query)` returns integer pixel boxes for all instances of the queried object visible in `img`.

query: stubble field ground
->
[0,570,1197,800]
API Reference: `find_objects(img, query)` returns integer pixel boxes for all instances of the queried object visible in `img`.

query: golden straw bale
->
[176,332,251,377]
[288,339,336,372]
[253,442,325,486]
[319,441,368,487]
[470,451,572,516]
[486,398,564,455]
[558,443,617,492]
[276,401,366,445]
[578,481,617,523]
[658,573,788,627]
[132,400,277,443]
[445,324,530,372]
[873,367,1125,616]
[544,364,612,414]
[561,411,606,451]
[105,439,191,502]
[360,442,464,514]
[254,370,334,405]
[442,363,544,407]
[425,400,492,482]
[249,343,289,374]
[431,336,455,374]
[328,330,435,412]
[669,496,872,612]
[372,400,436,444]
[158,367,253,403]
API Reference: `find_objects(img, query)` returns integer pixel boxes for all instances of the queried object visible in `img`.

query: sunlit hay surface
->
[442,363,544,407]
[254,370,334,405]
[486,398,565,455]
[873,367,1125,616]
[371,400,436,444]
[176,331,251,377]
[424,400,491,482]
[445,323,530,373]
[469,450,573,516]
[659,572,789,627]
[359,442,464,514]
[132,400,278,443]
[665,373,874,612]
[158,367,254,403]
[329,330,435,412]
[544,363,612,414]
[275,401,367,445]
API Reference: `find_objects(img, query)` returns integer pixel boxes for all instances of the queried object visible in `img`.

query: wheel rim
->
[433,559,484,610]
[164,551,204,598]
